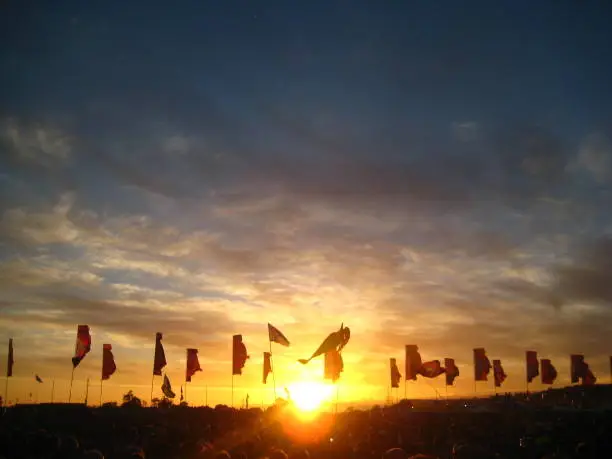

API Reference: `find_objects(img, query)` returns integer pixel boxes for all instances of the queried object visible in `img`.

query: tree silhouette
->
[121,390,142,407]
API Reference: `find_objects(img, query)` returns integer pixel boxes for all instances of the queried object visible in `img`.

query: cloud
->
[572,132,612,183]
[0,118,72,165]
[0,192,78,245]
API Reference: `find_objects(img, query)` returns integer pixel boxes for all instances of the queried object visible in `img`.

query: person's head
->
[268,449,288,459]
[383,448,408,459]
[288,448,310,459]
[81,450,105,459]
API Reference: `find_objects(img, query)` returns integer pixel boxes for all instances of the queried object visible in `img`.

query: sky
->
[1,0,612,407]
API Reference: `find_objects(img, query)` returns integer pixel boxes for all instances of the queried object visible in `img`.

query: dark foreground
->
[1,390,612,459]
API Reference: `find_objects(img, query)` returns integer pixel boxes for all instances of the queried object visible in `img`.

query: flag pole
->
[185,381,188,405]
[269,340,277,401]
[4,377,9,407]
[150,374,154,405]
[231,374,234,408]
[85,377,90,405]
[335,383,339,414]
[51,379,55,403]
[68,367,75,403]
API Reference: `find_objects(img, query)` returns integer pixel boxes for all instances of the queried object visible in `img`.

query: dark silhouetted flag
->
[526,351,539,383]
[232,335,249,375]
[185,348,202,382]
[7,339,13,377]
[445,358,459,386]
[35,374,43,383]
[493,359,507,387]
[570,354,595,385]
[582,361,597,386]
[102,344,117,380]
[72,325,92,368]
[153,332,166,376]
[405,345,422,381]
[298,324,350,364]
[268,323,290,347]
[540,359,557,385]
[324,349,343,383]
[420,360,445,378]
[162,374,175,398]
[263,352,272,384]
[390,358,402,388]
[474,348,491,381]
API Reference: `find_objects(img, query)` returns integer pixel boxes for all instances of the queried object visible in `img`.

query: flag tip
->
[298,359,309,365]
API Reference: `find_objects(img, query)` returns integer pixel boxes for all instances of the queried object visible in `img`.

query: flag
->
[162,374,175,398]
[540,359,557,385]
[405,345,422,381]
[153,332,167,376]
[186,348,202,382]
[390,358,402,388]
[298,324,350,364]
[7,339,14,377]
[493,359,507,387]
[268,323,290,347]
[72,325,92,368]
[570,354,595,384]
[263,352,272,384]
[232,335,249,375]
[473,348,491,381]
[324,349,343,383]
[570,354,583,383]
[419,360,445,378]
[445,358,459,386]
[526,351,539,383]
[35,374,43,383]
[102,344,117,380]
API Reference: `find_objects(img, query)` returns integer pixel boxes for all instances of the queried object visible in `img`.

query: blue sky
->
[1,1,612,405]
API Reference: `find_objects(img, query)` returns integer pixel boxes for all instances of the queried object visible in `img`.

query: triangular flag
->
[102,344,117,380]
[72,325,91,368]
[268,323,290,347]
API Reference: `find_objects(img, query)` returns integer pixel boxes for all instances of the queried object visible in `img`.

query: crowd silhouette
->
[1,385,611,459]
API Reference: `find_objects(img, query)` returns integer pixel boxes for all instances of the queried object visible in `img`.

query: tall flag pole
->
[473,348,491,395]
[390,358,402,402]
[101,343,117,406]
[493,359,507,393]
[84,377,90,405]
[570,354,596,385]
[232,335,249,408]
[70,325,92,403]
[185,348,202,405]
[526,351,539,393]
[51,379,55,403]
[152,332,167,403]
[5,338,14,405]
[541,359,557,385]
[444,358,459,399]
[404,345,421,400]
[267,323,290,402]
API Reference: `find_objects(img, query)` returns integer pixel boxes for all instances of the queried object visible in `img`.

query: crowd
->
[1,389,611,459]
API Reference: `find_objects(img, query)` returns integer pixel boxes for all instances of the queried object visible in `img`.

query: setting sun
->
[288,381,335,413]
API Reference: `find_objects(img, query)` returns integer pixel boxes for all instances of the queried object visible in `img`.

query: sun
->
[287,381,335,413]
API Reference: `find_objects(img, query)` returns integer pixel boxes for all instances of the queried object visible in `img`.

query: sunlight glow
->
[288,381,335,414]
